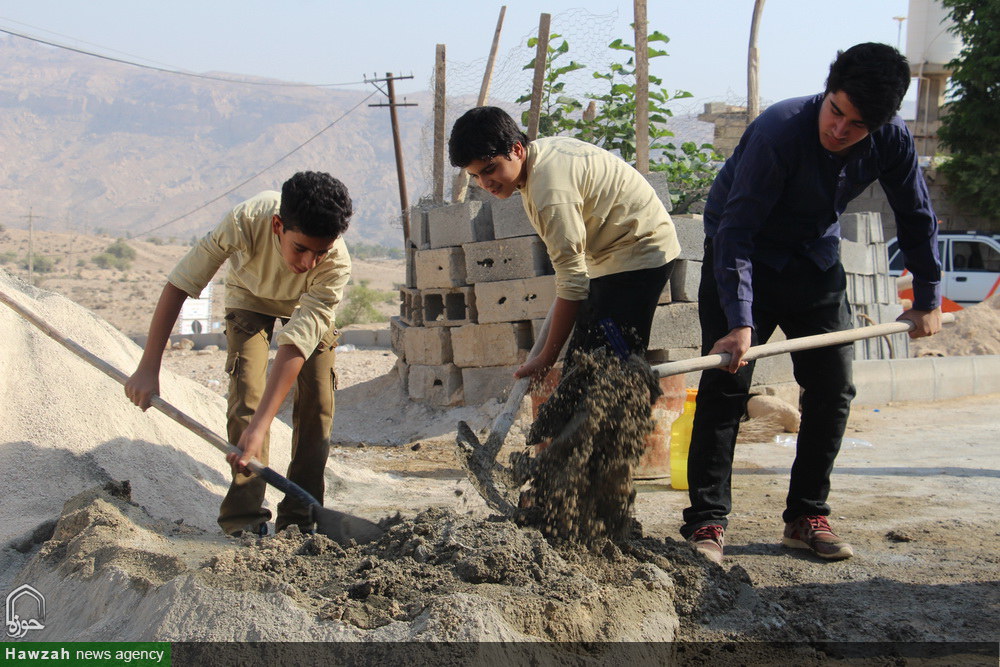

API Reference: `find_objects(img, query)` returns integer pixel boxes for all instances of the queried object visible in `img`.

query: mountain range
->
[1,34,712,249]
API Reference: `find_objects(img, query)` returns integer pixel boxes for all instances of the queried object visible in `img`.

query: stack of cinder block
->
[393,180,899,408]
[393,187,556,406]
[839,212,908,361]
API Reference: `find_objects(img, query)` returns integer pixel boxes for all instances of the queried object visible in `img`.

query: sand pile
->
[0,269,388,555]
[911,293,1000,357]
[17,483,799,646]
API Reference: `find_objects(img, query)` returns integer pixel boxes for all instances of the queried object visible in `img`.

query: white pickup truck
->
[887,231,1000,307]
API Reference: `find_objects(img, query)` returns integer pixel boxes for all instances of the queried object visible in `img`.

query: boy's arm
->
[225,344,305,472]
[514,296,580,380]
[125,282,188,410]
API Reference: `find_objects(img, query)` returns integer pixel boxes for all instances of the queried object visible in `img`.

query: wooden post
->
[478,5,506,105]
[433,45,447,204]
[747,0,766,123]
[453,6,508,202]
[386,72,410,243]
[634,0,650,172]
[526,13,551,141]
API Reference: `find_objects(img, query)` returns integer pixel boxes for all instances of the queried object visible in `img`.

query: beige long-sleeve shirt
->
[167,191,351,357]
[519,136,680,301]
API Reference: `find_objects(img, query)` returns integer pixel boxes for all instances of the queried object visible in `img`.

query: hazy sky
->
[0,0,926,109]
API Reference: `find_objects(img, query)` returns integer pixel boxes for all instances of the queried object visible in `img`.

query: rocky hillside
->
[0,35,431,248]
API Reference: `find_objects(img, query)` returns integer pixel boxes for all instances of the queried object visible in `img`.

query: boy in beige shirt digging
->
[125,171,352,536]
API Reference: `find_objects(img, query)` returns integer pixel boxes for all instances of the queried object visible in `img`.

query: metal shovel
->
[0,287,384,546]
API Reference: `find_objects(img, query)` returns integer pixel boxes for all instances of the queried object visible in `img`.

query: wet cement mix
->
[518,350,661,545]
[26,483,784,645]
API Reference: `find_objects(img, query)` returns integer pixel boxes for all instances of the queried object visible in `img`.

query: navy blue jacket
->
[704,93,941,330]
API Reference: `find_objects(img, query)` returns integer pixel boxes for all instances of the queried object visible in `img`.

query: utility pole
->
[21,208,39,285]
[367,73,417,243]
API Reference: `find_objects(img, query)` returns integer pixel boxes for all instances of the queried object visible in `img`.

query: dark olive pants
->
[217,309,338,535]
[680,243,856,538]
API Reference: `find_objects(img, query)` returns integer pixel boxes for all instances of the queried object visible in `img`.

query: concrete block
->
[428,200,493,249]
[463,236,552,284]
[407,363,463,406]
[657,282,672,305]
[395,358,409,394]
[670,259,701,302]
[752,354,795,386]
[643,172,673,212]
[649,302,701,350]
[422,287,477,327]
[403,325,453,365]
[452,321,531,367]
[869,212,884,243]
[672,215,706,261]
[846,273,875,306]
[475,276,556,324]
[409,207,430,249]
[461,365,521,406]
[871,242,889,275]
[841,239,875,275]
[647,347,699,364]
[389,316,407,361]
[839,212,871,244]
[490,193,536,239]
[405,246,416,288]
[399,288,422,326]
[415,247,467,289]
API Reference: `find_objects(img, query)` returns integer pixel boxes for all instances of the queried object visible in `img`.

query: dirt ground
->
[337,393,1000,645]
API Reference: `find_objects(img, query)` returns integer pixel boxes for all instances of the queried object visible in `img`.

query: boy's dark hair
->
[279,171,352,239]
[825,42,911,131]
[448,106,531,168]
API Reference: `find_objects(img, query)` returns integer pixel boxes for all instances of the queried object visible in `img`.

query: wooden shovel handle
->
[651,312,956,379]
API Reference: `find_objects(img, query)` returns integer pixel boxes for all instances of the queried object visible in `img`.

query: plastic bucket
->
[529,367,686,480]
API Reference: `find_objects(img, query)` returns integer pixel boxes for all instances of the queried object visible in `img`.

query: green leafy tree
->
[337,279,393,327]
[521,29,720,212]
[574,31,693,164]
[937,0,1000,223]
[651,141,725,214]
[516,35,586,137]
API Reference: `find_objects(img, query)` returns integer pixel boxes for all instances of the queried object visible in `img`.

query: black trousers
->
[563,261,674,362]
[680,241,856,538]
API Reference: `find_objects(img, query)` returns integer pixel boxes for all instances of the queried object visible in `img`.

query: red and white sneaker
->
[783,515,854,560]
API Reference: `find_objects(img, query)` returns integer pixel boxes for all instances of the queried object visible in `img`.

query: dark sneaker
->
[782,515,853,560]
[688,524,725,565]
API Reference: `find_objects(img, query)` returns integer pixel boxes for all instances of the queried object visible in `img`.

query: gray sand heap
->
[18,482,798,645]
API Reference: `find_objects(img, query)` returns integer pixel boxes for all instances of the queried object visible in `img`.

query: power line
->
[132,90,378,238]
[0,26,368,88]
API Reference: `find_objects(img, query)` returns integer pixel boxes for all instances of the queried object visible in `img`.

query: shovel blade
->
[312,506,384,546]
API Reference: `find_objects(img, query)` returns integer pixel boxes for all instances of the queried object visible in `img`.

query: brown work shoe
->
[688,524,725,565]
[782,515,854,560]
